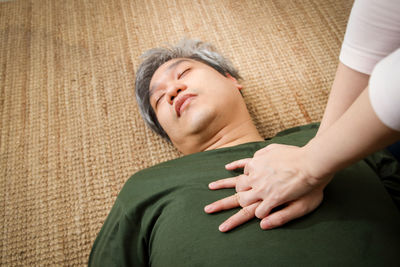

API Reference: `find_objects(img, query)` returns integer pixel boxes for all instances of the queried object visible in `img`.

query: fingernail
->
[209,182,216,188]
[261,219,270,230]
[204,205,213,212]
[219,223,227,232]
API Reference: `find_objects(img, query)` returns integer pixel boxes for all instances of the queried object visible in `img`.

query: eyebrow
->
[149,59,191,95]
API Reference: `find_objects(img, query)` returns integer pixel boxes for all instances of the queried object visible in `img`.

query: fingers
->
[259,202,306,230]
[210,157,252,191]
[235,175,251,192]
[205,190,260,215]
[254,197,281,219]
[225,158,251,170]
[208,177,237,190]
[236,190,261,207]
[209,174,251,192]
[219,202,259,232]
[204,192,259,232]
[204,194,240,213]
[259,190,323,230]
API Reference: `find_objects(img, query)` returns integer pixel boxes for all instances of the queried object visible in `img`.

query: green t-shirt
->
[89,124,400,266]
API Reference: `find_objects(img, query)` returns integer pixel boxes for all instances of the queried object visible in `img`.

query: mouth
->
[174,94,196,117]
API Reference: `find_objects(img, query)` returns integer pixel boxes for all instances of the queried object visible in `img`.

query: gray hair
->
[135,39,241,140]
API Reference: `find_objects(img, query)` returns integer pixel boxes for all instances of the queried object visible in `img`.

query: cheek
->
[155,108,168,124]
[156,106,176,130]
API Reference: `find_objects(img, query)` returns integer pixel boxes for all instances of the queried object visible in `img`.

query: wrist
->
[300,139,337,186]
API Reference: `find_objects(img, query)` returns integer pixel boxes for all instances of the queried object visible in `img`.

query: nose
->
[166,82,187,105]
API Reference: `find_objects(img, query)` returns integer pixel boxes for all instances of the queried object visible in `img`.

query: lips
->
[174,94,196,117]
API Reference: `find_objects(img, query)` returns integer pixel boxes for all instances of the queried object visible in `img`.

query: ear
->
[226,73,243,90]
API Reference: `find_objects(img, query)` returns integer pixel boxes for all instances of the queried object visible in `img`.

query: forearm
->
[317,62,369,136]
[306,89,400,178]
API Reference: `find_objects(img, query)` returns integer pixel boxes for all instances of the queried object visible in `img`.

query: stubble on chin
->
[183,106,216,135]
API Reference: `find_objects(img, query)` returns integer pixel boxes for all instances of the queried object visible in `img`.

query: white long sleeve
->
[339,0,400,131]
[339,0,400,75]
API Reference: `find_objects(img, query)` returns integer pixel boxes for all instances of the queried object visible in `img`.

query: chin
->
[165,107,217,143]
[184,108,215,134]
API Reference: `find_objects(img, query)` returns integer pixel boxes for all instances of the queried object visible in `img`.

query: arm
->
[306,88,400,179]
[308,48,400,176]
[317,62,369,136]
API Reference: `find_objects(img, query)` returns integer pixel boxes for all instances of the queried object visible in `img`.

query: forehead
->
[154,58,195,78]
[157,58,193,73]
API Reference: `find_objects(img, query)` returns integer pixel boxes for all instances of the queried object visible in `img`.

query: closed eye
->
[178,68,190,79]
[155,94,165,108]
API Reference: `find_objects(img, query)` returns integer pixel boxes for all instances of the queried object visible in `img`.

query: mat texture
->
[0,0,353,265]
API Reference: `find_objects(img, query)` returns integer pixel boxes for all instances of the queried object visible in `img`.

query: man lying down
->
[89,39,400,266]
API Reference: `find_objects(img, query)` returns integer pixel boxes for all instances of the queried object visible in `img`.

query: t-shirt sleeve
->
[88,188,150,267]
[339,0,400,75]
[369,48,400,131]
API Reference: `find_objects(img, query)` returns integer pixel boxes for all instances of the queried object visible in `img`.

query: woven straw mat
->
[0,0,353,265]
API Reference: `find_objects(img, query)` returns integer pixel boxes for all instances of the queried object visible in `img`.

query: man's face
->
[149,58,244,147]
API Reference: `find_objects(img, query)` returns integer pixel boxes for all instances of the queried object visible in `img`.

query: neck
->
[177,119,264,155]
[204,120,264,151]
